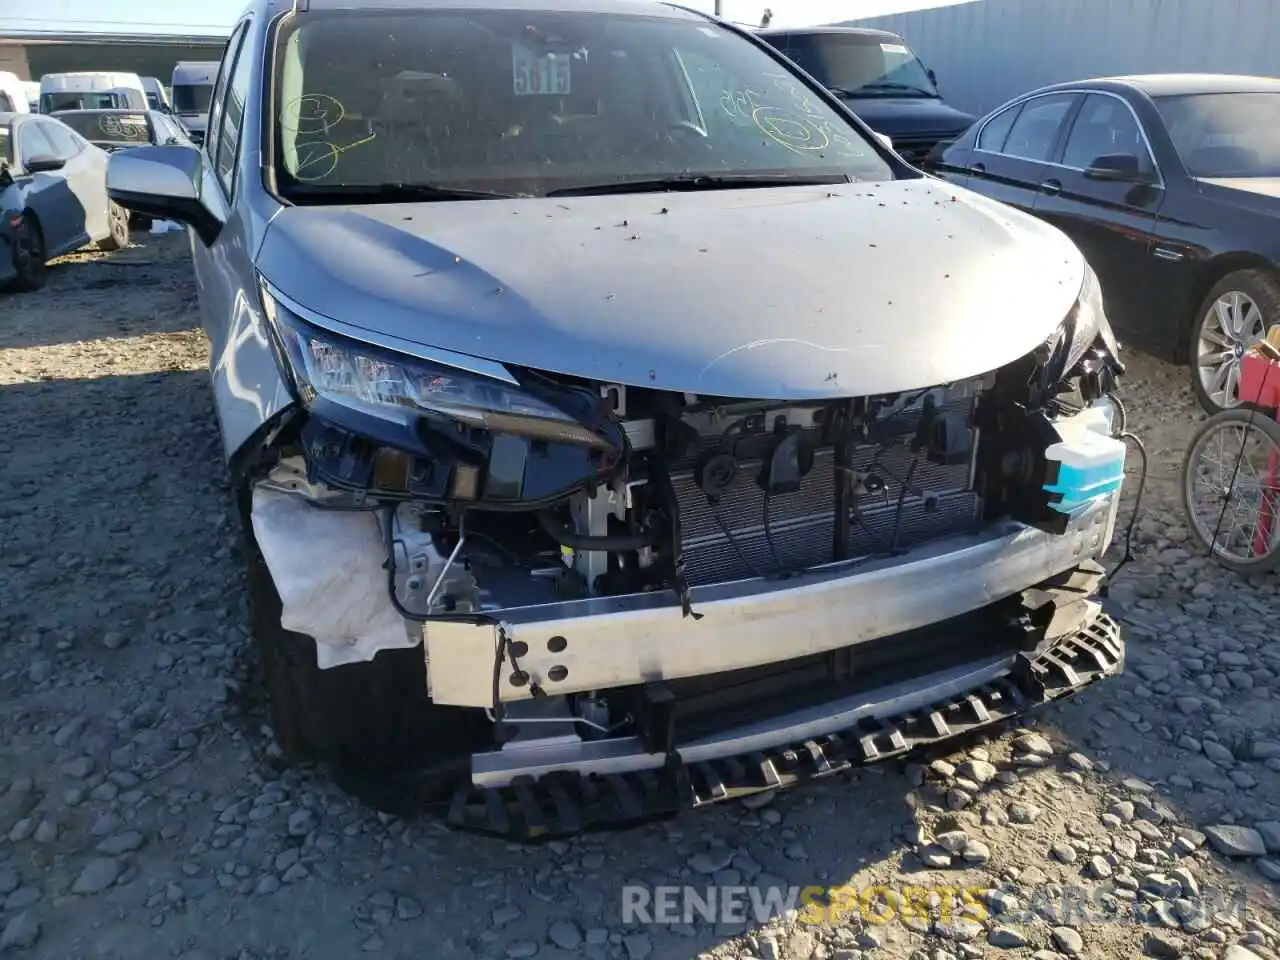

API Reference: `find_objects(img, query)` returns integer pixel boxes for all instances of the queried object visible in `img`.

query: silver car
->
[108,0,1131,836]
[1,111,130,290]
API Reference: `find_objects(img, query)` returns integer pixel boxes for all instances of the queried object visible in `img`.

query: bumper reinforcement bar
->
[444,612,1123,840]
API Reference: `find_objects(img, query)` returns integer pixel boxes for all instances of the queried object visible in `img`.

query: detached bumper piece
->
[445,612,1123,840]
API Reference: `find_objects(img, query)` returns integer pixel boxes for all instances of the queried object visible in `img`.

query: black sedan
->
[928,74,1280,414]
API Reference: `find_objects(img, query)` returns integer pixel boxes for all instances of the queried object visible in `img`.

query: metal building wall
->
[843,0,1280,117]
[24,41,227,85]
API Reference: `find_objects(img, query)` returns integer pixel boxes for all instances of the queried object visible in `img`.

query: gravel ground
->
[1,233,1278,960]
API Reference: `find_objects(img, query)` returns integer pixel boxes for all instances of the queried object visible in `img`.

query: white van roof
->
[40,72,146,93]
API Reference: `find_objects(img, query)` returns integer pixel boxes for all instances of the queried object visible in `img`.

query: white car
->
[1,111,130,290]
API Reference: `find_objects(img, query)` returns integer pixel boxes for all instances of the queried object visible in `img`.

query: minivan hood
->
[838,96,976,138]
[258,178,1083,399]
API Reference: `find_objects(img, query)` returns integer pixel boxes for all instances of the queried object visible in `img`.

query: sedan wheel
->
[96,201,131,253]
[9,216,47,292]
[1191,270,1279,414]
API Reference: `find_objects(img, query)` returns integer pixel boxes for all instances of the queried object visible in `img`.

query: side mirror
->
[1084,152,1143,182]
[25,155,65,174]
[107,144,223,245]
[874,131,894,150]
[927,68,938,86]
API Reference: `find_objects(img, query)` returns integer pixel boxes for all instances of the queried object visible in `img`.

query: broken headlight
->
[1065,263,1119,370]
[1032,263,1121,396]
[262,288,609,450]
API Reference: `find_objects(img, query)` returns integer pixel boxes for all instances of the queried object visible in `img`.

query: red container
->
[1238,345,1280,557]
[1239,349,1280,412]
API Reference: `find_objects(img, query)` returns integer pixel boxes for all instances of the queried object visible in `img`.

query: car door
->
[190,20,263,427]
[40,119,106,244]
[1031,92,1164,341]
[14,119,80,255]
[964,92,1079,214]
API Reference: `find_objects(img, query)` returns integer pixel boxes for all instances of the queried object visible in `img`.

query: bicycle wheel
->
[1182,408,1280,573]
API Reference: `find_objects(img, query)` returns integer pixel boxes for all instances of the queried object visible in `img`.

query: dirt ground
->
[1,232,1278,960]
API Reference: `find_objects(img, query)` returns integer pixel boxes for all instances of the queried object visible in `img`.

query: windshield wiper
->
[546,173,851,197]
[286,182,519,204]
[849,82,939,98]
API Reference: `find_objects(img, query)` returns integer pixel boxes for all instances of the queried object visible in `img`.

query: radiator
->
[669,394,982,586]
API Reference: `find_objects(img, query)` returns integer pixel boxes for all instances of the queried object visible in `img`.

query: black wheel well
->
[1176,252,1279,363]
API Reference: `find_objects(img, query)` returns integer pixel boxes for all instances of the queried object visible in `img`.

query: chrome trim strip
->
[470,654,1014,787]
[260,279,521,385]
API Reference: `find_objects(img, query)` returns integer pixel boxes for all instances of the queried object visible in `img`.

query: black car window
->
[41,120,85,160]
[976,103,1021,153]
[1002,94,1075,162]
[173,82,214,115]
[0,92,12,113]
[767,32,939,98]
[1061,93,1154,173]
[17,122,56,164]
[207,22,249,169]
[1154,92,1280,178]
[57,111,151,146]
[216,25,256,195]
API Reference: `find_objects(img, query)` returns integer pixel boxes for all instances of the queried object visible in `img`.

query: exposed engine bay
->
[232,262,1138,840]
[256,372,1004,625]
[246,318,1126,706]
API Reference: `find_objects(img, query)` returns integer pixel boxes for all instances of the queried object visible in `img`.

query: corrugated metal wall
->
[844,0,1280,116]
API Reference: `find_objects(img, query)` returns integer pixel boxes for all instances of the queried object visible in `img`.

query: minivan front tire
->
[237,495,484,794]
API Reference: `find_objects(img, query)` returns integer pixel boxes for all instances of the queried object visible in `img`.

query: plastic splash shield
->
[1042,404,1126,514]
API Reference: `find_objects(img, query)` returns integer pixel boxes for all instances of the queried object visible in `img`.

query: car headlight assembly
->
[265,293,607,448]
[1064,263,1119,372]
[1033,263,1122,393]
[260,287,624,504]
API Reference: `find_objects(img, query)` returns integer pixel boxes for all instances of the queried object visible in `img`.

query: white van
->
[21,80,39,112]
[141,76,172,113]
[0,72,31,114]
[171,61,219,146]
[39,72,148,114]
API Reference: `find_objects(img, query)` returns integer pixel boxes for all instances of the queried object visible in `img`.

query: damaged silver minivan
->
[108,0,1131,837]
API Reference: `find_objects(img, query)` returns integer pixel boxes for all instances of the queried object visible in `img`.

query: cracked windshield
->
[273,8,891,197]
